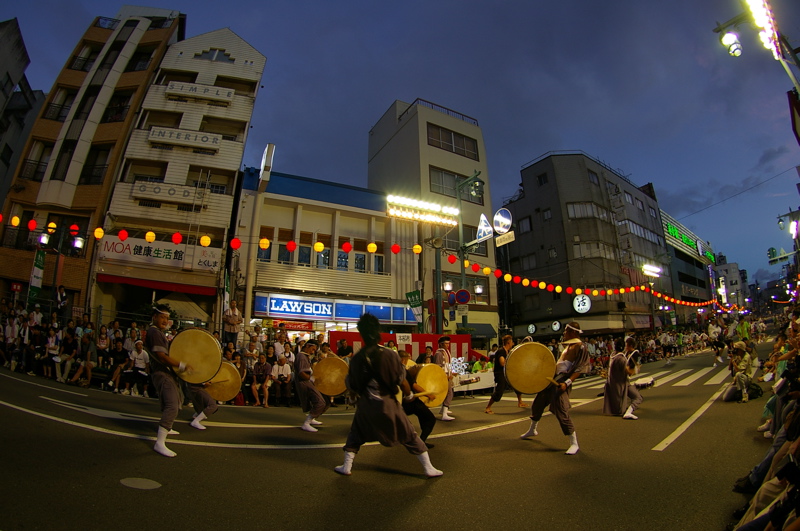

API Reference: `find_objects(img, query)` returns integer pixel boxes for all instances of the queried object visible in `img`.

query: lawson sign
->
[254,293,415,323]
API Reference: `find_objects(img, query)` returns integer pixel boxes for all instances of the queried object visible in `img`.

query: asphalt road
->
[0,343,777,531]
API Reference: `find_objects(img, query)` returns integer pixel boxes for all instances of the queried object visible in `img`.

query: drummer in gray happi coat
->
[603,337,643,420]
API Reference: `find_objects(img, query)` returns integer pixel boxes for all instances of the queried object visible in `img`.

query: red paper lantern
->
[471,263,480,272]
[566,287,574,294]
[118,229,128,241]
[493,269,503,278]
[286,241,297,252]
[27,219,37,231]
[172,232,183,245]
[547,284,554,292]
[341,241,352,253]
[447,254,457,264]
[390,244,401,254]
[230,237,241,250]
[513,276,521,284]
[599,290,606,296]
[69,223,79,236]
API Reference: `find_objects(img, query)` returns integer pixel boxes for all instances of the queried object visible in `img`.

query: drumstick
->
[208,379,230,384]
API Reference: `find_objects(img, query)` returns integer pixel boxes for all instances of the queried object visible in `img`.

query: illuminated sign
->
[665,223,715,263]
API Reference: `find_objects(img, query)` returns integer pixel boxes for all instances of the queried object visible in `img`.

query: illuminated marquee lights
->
[745,0,781,60]
[665,222,716,263]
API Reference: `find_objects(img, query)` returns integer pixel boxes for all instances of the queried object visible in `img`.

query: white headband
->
[566,323,582,334]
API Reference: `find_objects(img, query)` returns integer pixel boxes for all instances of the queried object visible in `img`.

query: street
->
[0,344,776,531]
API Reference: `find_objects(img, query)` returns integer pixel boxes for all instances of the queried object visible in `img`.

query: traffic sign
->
[495,231,515,247]
[476,213,493,243]
[493,208,512,234]
[456,304,468,317]
[447,292,457,306]
[455,289,471,304]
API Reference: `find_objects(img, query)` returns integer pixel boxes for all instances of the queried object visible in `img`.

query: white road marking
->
[705,367,732,385]
[120,477,161,490]
[0,372,87,396]
[653,369,693,387]
[586,370,671,390]
[673,367,715,387]
[651,384,728,452]
[0,396,604,450]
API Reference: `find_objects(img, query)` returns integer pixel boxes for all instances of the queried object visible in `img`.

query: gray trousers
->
[627,384,643,411]
[190,386,219,417]
[152,372,181,430]
[530,384,574,435]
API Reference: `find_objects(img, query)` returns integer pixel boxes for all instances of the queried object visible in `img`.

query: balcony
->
[255,260,393,299]
[78,164,107,185]
[42,103,71,122]
[101,105,129,123]
[68,56,95,72]
[19,159,48,182]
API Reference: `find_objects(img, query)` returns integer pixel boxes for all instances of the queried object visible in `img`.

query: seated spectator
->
[251,353,272,407]
[96,325,110,368]
[54,329,78,383]
[241,339,259,375]
[263,344,278,367]
[68,329,97,387]
[121,339,150,397]
[106,339,129,392]
[416,346,433,364]
[271,354,292,406]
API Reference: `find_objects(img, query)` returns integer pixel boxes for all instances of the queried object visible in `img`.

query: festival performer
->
[334,314,442,477]
[485,334,528,414]
[399,351,437,449]
[145,304,192,457]
[294,340,328,432]
[432,336,456,421]
[520,321,590,455]
[603,337,643,419]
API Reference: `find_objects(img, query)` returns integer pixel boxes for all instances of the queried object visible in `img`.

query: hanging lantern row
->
[7,221,758,311]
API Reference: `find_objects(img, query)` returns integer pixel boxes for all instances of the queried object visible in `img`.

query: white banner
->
[98,236,221,273]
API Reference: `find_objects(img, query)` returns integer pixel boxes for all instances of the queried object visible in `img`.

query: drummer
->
[484,335,529,414]
[399,351,437,448]
[187,381,218,430]
[432,336,456,421]
[603,337,643,419]
[294,340,329,432]
[145,304,192,458]
[520,321,590,455]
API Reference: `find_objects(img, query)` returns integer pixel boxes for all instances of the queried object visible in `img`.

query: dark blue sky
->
[6,0,800,284]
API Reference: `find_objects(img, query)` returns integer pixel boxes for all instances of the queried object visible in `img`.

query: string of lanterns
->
[7,218,764,312]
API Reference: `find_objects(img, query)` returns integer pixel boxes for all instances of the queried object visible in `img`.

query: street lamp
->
[454,170,485,329]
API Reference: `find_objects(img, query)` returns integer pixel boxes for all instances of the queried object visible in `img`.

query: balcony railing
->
[1,227,88,257]
[101,105,129,123]
[125,58,151,73]
[95,17,119,30]
[42,103,71,122]
[78,164,107,185]
[19,159,47,182]
[68,56,95,72]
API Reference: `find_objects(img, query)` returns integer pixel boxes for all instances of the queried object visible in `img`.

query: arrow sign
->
[476,213,493,243]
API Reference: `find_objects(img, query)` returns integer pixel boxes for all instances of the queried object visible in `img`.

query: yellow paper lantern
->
[538,281,546,290]
[503,273,512,282]
[619,288,626,294]
[199,235,211,247]
[575,288,582,295]
[592,289,599,296]
[555,285,562,293]
[10,215,19,227]
[259,238,270,250]
[367,242,377,253]
[463,259,470,268]
[483,267,491,275]
[47,222,57,234]
[145,231,156,243]
[93,227,104,239]
[412,244,422,254]
[314,242,324,253]
[522,278,530,287]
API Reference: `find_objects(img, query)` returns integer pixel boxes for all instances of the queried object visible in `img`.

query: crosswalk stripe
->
[705,367,732,385]
[673,367,715,387]
[587,370,672,390]
[653,369,693,387]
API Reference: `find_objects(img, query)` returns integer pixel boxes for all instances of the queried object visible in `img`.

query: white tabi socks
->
[623,405,638,420]
[191,411,207,430]
[310,418,323,425]
[334,451,355,476]
[154,426,176,458]
[417,451,443,477]
[440,406,455,421]
[301,414,318,432]
[520,420,539,439]
[565,431,579,455]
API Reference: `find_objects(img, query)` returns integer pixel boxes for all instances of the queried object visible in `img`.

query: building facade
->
[97,27,266,327]
[0,7,186,321]
[0,19,46,205]
[502,151,669,337]
[367,99,499,341]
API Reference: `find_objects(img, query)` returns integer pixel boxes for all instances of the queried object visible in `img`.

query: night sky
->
[6,0,800,285]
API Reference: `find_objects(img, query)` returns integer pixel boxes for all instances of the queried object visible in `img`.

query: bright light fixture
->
[642,264,662,277]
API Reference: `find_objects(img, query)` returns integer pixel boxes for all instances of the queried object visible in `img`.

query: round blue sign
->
[455,289,471,304]
[448,292,457,306]
[494,208,512,234]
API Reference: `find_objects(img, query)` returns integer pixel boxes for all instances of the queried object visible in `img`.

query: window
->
[278,244,292,263]
[337,250,349,271]
[192,181,227,194]
[548,247,557,259]
[518,216,532,233]
[443,225,487,256]
[542,208,552,221]
[566,202,610,222]
[573,242,616,260]
[298,246,311,266]
[374,255,384,273]
[624,192,633,204]
[537,173,548,186]
[588,170,599,185]
[257,246,271,261]
[0,144,12,166]
[426,123,479,161]
[430,167,484,205]
[194,48,236,64]
[649,207,657,218]
[317,249,330,268]
[635,198,644,210]
[521,253,537,270]
[354,253,366,273]
[0,73,13,96]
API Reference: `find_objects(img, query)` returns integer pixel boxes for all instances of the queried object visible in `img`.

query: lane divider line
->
[651,383,728,452]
